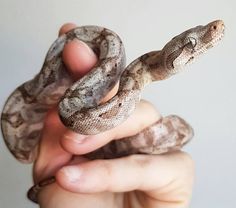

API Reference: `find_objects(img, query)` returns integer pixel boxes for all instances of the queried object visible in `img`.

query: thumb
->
[59,23,98,79]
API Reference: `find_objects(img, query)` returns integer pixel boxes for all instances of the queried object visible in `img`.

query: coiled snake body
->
[1,20,224,202]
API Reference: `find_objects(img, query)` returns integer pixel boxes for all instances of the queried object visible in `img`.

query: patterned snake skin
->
[1,20,224,202]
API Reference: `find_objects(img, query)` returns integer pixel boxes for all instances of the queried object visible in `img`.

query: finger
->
[56,152,194,204]
[60,100,161,155]
[58,22,98,79]
[63,40,98,79]
[58,23,77,36]
[59,23,118,98]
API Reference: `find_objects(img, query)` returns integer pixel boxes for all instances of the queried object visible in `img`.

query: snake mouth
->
[196,20,225,55]
[185,23,225,66]
[202,30,224,51]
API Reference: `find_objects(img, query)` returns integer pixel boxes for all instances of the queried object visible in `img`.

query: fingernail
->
[62,131,87,144]
[60,166,82,182]
[77,40,96,56]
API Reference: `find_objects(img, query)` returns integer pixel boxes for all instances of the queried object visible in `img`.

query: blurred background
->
[0,0,235,207]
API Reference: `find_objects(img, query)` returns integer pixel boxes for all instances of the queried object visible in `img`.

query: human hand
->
[33,23,194,208]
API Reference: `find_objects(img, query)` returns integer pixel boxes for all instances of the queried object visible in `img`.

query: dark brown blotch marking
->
[98,106,119,119]
[2,112,25,128]
[27,130,41,141]
[18,85,37,104]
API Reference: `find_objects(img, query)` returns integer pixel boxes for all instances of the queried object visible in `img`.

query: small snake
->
[1,20,224,203]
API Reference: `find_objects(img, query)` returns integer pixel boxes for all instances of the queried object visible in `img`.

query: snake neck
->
[119,51,169,91]
[140,51,171,81]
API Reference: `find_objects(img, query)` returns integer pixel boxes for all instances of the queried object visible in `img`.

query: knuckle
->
[126,154,152,169]
[179,152,194,170]
[95,160,114,178]
[176,152,195,181]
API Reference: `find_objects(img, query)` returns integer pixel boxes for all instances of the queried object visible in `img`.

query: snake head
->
[161,20,225,74]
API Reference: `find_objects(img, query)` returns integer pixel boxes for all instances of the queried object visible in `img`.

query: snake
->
[1,20,224,203]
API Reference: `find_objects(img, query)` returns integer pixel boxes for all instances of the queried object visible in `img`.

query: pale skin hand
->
[33,23,194,208]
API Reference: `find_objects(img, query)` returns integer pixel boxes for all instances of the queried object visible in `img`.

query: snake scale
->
[1,20,224,203]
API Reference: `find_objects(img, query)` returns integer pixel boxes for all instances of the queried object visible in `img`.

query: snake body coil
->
[1,21,224,165]
[1,20,225,203]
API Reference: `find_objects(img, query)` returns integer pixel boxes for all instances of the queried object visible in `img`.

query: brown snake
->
[1,20,224,203]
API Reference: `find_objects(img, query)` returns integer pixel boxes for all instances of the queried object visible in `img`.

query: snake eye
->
[188,37,197,48]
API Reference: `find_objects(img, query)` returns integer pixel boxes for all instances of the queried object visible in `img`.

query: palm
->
[33,109,72,182]
[34,109,156,208]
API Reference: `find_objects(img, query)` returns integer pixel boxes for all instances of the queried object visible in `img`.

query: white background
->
[0,0,235,207]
